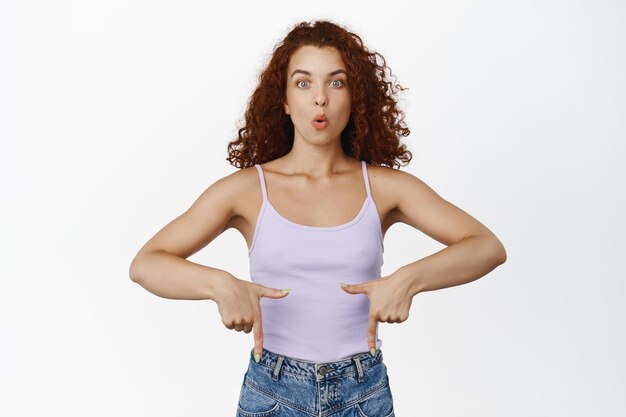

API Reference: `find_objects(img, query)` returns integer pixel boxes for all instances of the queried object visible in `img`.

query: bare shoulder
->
[366,163,499,246]
[191,165,258,218]
[367,163,428,208]
[364,163,407,232]
[134,165,259,259]
[226,164,264,219]
[365,163,410,208]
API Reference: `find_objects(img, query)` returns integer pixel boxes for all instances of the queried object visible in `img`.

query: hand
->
[213,273,290,363]
[340,271,414,356]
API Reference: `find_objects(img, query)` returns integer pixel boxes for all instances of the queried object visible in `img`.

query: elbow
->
[129,256,144,283]
[467,233,507,265]
[495,250,507,266]
[129,249,165,283]
[472,233,506,265]
[491,238,507,265]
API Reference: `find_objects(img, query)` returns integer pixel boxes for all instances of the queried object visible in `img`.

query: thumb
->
[258,285,291,299]
[339,281,365,294]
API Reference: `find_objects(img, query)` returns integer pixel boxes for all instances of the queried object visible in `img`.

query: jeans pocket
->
[355,383,394,417]
[237,379,281,417]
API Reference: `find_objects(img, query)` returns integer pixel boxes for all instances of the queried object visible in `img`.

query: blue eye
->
[295,79,345,88]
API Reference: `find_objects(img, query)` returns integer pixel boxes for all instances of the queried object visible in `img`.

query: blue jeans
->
[236,347,395,417]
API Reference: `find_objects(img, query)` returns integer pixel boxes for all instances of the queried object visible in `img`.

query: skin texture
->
[130,45,507,365]
[283,45,352,155]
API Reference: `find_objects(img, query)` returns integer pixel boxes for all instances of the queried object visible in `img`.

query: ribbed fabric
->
[248,160,384,362]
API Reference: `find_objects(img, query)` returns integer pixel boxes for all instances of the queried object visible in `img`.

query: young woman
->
[130,20,506,417]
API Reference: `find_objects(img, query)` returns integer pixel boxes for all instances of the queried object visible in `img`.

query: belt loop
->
[353,355,364,382]
[272,355,285,381]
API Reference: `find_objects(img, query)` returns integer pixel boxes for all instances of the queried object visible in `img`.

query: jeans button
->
[318,366,331,376]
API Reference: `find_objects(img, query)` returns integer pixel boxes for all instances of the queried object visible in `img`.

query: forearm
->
[398,235,507,296]
[129,250,231,301]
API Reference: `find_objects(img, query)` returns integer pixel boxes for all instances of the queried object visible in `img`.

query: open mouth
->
[312,119,329,128]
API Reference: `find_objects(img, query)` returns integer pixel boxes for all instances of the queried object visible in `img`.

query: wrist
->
[396,264,426,297]
[205,269,236,302]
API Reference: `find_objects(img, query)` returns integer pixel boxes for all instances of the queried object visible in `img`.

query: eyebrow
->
[290,69,347,78]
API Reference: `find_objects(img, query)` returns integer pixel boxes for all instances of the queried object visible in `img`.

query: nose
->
[314,90,327,106]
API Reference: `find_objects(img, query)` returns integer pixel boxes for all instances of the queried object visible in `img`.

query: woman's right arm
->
[128,170,244,301]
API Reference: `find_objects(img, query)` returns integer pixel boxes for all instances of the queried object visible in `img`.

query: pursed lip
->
[312,114,328,122]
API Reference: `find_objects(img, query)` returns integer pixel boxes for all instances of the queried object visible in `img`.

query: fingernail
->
[281,288,291,293]
[340,282,348,287]
[370,348,376,357]
[255,353,261,363]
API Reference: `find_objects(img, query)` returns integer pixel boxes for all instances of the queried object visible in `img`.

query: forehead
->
[287,45,346,72]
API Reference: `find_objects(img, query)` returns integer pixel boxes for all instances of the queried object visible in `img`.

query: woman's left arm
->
[398,233,506,296]
[388,168,507,295]
[340,168,507,355]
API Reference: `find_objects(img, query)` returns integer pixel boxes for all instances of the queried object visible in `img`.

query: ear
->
[283,100,290,115]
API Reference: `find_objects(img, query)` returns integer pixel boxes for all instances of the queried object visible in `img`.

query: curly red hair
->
[226,19,412,169]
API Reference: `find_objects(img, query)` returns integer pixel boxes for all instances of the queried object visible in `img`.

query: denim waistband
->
[249,347,384,382]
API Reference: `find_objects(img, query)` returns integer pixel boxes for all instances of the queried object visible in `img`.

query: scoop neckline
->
[265,196,371,231]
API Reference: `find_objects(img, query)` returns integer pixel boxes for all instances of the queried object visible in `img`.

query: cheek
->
[286,93,305,111]
[341,99,352,118]
[339,93,351,110]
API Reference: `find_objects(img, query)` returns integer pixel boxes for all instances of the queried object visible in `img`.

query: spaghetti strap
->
[361,160,372,198]
[254,164,268,201]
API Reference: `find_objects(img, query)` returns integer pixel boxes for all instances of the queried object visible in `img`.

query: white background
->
[2,1,624,416]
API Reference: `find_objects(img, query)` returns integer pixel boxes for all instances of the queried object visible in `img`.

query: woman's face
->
[283,45,351,146]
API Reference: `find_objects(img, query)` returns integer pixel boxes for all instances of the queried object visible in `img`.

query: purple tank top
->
[248,160,384,362]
